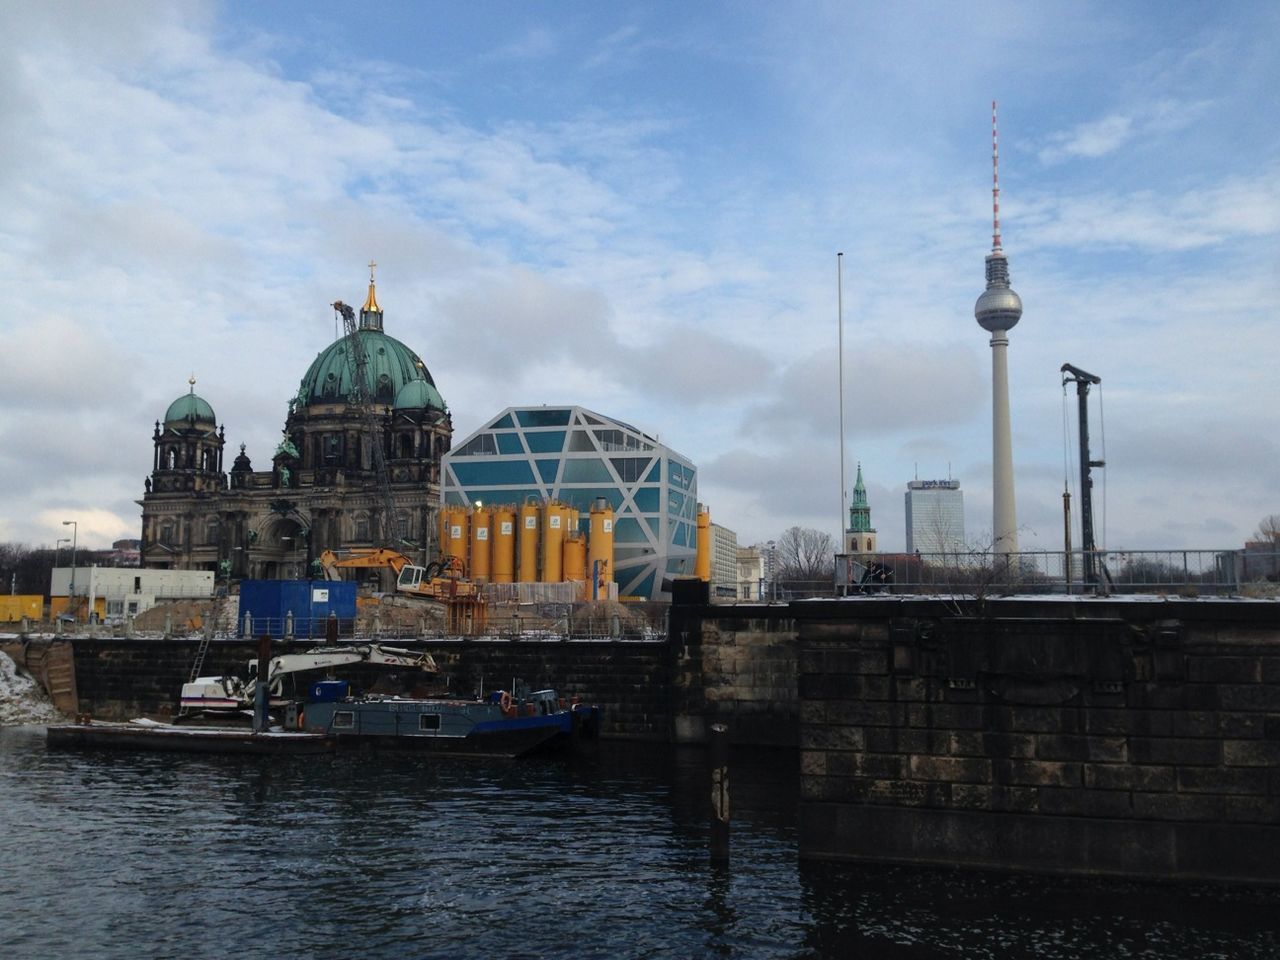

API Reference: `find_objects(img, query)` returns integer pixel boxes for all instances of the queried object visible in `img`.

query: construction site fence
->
[479,581,619,604]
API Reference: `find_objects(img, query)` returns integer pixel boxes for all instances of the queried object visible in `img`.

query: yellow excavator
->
[317,549,486,634]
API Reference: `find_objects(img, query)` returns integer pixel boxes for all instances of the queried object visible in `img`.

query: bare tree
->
[775,526,835,582]
[1253,515,1280,545]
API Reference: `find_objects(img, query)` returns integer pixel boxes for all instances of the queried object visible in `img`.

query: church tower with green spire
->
[844,463,877,555]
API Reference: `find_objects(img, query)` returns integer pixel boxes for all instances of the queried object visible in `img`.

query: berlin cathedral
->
[139,269,452,579]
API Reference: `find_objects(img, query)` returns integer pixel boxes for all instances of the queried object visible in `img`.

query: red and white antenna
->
[991,99,1002,251]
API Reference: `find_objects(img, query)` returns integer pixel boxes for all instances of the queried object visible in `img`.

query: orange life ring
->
[297,710,305,731]
[499,691,513,716]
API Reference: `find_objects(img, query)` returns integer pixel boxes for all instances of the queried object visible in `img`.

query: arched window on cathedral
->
[206,519,220,546]
[166,448,176,469]
[355,514,370,542]
[160,524,174,546]
[399,433,412,459]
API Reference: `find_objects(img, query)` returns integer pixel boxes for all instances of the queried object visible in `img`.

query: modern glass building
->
[905,479,966,555]
[441,406,698,599]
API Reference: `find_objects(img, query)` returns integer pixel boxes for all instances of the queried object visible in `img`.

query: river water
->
[2,726,1277,959]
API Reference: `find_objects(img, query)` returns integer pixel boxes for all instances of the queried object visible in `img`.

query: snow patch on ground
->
[0,652,65,726]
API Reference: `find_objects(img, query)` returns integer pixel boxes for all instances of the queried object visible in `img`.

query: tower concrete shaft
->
[989,329,1017,553]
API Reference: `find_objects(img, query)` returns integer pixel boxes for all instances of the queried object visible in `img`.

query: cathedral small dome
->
[164,387,216,425]
[394,377,446,411]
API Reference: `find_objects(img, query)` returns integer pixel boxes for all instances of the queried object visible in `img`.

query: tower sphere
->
[975,253,1022,333]
[975,284,1023,332]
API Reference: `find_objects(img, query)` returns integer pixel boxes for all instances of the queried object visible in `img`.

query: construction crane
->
[1061,363,1105,590]
[332,299,401,549]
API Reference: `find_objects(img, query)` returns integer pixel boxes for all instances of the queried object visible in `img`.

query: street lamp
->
[62,520,78,620]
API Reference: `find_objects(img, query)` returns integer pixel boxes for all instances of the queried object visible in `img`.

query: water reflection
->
[2,727,1278,959]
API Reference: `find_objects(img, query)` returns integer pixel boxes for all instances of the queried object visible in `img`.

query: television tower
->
[974,101,1022,554]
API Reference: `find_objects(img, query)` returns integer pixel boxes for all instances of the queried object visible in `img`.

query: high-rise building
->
[905,480,965,555]
[709,523,739,598]
[843,463,877,555]
[974,101,1021,554]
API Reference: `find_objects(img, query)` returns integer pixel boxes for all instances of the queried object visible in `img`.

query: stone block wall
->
[793,597,1280,885]
[688,613,799,746]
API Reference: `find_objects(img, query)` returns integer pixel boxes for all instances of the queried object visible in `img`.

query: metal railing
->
[820,549,1280,598]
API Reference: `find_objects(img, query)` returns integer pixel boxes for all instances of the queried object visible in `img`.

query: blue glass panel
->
[517,409,571,427]
[561,458,612,483]
[496,432,524,454]
[450,459,535,486]
[668,489,685,515]
[641,516,658,540]
[666,556,692,575]
[445,491,467,506]
[644,460,660,483]
[535,459,559,484]
[491,413,515,429]
[524,430,566,453]
[626,570,657,600]
[610,457,651,483]
[613,517,648,543]
[673,521,687,547]
[633,487,659,513]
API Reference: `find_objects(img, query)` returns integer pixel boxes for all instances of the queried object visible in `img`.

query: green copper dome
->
[164,391,216,425]
[394,377,446,411]
[298,330,444,408]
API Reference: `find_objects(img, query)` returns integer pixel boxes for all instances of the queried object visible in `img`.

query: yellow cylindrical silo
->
[491,505,516,584]
[567,506,580,539]
[563,532,586,584]
[695,503,712,582]
[541,501,565,583]
[587,497,615,595]
[469,505,492,583]
[444,506,469,569]
[518,500,540,582]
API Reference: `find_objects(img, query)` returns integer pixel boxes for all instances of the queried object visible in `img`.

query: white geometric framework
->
[441,405,698,599]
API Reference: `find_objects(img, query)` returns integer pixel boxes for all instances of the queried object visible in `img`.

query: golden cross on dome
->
[188,374,197,392]
[368,260,377,283]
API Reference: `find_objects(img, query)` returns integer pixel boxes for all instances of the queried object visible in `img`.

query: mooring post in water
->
[253,633,271,733]
[709,722,730,859]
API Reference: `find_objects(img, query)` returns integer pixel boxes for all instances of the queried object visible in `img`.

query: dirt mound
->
[132,599,215,633]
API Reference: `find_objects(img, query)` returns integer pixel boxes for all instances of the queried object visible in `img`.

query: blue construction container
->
[237,580,357,638]
[309,680,350,702]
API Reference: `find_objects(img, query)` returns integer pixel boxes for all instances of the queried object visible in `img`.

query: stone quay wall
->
[783,596,1280,885]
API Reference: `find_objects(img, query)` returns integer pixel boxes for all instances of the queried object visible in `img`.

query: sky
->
[1,0,1277,554]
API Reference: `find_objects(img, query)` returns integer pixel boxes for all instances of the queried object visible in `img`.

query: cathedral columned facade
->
[139,271,452,579]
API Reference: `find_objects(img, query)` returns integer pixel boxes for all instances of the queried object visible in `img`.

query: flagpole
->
[838,252,846,552]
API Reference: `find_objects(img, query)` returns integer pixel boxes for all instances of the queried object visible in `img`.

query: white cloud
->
[0,1,1276,561]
